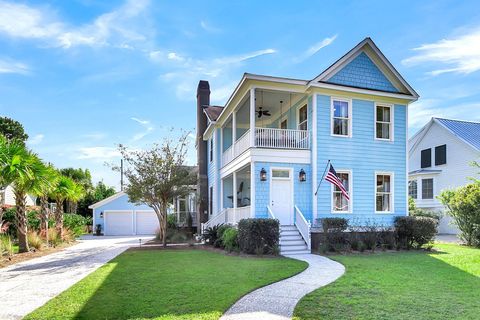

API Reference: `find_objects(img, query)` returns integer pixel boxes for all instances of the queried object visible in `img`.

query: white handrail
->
[294,205,311,251]
[267,205,275,219]
[234,129,251,158]
[201,208,227,233]
[255,127,309,149]
[202,207,252,233]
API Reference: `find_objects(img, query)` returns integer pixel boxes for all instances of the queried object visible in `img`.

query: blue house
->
[196,38,418,254]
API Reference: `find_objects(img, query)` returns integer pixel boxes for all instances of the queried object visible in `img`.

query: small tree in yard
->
[116,133,196,247]
[439,183,480,247]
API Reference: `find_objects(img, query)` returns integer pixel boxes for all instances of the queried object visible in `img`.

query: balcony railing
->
[255,127,309,149]
[222,127,310,166]
[201,206,251,233]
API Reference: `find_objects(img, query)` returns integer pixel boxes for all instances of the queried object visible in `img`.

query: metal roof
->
[435,118,480,151]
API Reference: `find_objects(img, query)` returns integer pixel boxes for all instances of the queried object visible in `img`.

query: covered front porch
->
[221,88,310,167]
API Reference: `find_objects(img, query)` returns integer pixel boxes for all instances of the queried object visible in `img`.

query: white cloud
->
[200,20,221,33]
[0,58,29,74]
[403,27,480,76]
[27,134,44,145]
[130,117,154,142]
[76,146,120,160]
[294,35,337,63]
[0,0,151,49]
[151,48,277,103]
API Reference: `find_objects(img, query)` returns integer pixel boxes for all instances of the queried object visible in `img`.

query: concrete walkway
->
[436,234,462,244]
[0,235,152,320]
[221,254,345,320]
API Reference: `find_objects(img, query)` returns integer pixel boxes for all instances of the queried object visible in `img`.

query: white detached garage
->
[89,192,159,236]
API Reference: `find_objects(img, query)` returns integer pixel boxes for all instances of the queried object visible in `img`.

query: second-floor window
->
[375,104,393,140]
[408,180,417,199]
[298,105,308,130]
[421,148,431,168]
[332,99,351,137]
[435,144,447,165]
[422,178,433,199]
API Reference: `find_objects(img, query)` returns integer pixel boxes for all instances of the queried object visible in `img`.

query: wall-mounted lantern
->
[260,168,267,181]
[99,211,104,219]
[299,169,306,182]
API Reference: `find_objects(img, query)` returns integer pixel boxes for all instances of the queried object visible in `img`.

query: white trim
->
[330,97,352,138]
[250,162,256,218]
[330,169,353,214]
[374,103,394,141]
[408,179,418,200]
[269,167,294,225]
[311,94,318,220]
[88,192,125,209]
[296,103,308,130]
[420,177,435,200]
[250,88,256,147]
[309,82,416,101]
[374,171,395,214]
[406,102,409,215]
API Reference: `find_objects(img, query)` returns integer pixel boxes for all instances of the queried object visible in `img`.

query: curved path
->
[221,254,345,320]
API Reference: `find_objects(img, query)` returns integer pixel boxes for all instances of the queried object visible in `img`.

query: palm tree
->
[50,175,75,237]
[35,165,59,240]
[0,136,50,252]
[69,182,85,214]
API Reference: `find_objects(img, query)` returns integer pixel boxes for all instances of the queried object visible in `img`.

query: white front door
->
[270,170,293,225]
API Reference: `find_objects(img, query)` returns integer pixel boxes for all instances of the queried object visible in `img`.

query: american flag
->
[325,164,350,200]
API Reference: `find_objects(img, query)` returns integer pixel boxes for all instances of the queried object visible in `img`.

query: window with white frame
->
[332,171,351,212]
[375,104,392,140]
[376,173,393,212]
[422,178,433,199]
[298,105,308,130]
[332,99,351,136]
[408,180,417,199]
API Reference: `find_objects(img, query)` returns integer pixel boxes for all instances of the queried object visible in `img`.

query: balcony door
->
[270,169,293,225]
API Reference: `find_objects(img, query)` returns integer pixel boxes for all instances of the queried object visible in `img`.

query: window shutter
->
[435,144,447,165]
[421,148,432,168]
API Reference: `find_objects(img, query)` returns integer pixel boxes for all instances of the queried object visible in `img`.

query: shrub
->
[165,229,190,243]
[27,231,43,250]
[238,218,279,255]
[203,224,222,245]
[222,227,239,252]
[439,184,480,247]
[319,218,349,252]
[167,214,177,230]
[214,224,232,248]
[47,228,62,247]
[0,234,14,256]
[62,228,76,243]
[395,216,437,249]
[410,208,441,222]
[63,213,88,236]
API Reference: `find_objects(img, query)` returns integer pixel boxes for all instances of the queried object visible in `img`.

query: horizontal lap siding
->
[254,162,312,222]
[316,94,407,226]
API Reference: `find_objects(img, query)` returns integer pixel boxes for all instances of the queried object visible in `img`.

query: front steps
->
[279,225,310,255]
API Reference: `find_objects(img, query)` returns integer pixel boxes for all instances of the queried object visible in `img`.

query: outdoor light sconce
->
[99,211,104,219]
[260,168,267,181]
[299,169,306,182]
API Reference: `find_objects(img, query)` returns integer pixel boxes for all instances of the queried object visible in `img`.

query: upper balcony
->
[220,88,310,167]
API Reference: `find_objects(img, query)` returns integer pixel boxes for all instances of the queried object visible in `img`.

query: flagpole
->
[314,159,331,196]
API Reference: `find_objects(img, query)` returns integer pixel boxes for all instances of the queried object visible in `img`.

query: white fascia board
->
[308,82,416,101]
[88,191,126,209]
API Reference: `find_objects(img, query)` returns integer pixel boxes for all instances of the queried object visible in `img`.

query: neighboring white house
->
[1,185,36,207]
[408,117,480,234]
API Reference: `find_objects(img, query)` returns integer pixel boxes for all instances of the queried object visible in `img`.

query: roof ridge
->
[435,117,480,124]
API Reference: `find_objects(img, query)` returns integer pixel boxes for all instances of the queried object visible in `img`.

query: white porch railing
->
[267,205,276,219]
[234,130,251,158]
[201,206,251,233]
[294,205,311,251]
[255,127,309,149]
[222,145,234,166]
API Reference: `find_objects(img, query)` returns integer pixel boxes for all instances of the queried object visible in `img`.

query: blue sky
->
[1,0,480,189]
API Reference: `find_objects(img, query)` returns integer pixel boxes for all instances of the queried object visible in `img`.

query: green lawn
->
[294,244,480,320]
[26,249,307,320]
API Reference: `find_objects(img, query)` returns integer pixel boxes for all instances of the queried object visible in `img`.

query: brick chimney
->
[196,80,210,232]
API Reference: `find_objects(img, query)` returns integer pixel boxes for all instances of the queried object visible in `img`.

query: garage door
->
[105,211,134,236]
[136,211,159,235]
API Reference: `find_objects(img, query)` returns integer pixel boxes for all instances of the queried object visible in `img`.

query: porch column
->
[232,111,237,145]
[250,162,255,218]
[233,172,237,223]
[249,87,255,147]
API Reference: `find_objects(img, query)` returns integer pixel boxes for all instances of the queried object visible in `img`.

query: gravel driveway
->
[0,235,152,320]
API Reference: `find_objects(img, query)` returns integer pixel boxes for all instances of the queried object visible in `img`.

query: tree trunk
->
[14,190,29,253]
[55,199,64,238]
[161,203,168,247]
[40,196,49,244]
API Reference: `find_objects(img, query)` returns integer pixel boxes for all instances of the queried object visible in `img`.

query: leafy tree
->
[78,181,116,217]
[60,167,92,213]
[50,175,81,237]
[0,117,28,143]
[439,184,480,247]
[35,165,59,238]
[115,133,196,246]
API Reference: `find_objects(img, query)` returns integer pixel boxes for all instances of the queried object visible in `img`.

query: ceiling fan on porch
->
[255,91,272,118]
